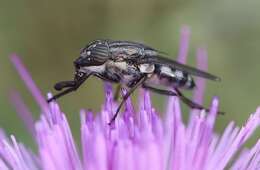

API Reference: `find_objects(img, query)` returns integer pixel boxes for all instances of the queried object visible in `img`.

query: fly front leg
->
[47,85,80,103]
[47,74,91,103]
[108,76,147,125]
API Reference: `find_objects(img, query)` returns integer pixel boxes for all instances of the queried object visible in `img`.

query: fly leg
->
[142,84,178,96]
[47,74,90,103]
[113,84,122,101]
[143,84,208,111]
[96,72,121,101]
[174,88,224,115]
[142,84,224,115]
[47,86,78,103]
[108,76,147,125]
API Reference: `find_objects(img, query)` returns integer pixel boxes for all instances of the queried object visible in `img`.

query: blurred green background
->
[0,0,259,148]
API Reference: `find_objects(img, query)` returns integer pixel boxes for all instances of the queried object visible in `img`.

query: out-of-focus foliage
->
[0,0,259,147]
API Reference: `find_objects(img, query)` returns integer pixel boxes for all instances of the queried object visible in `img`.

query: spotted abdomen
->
[155,65,195,89]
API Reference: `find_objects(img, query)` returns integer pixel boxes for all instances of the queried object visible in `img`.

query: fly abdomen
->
[184,75,195,89]
[157,66,195,89]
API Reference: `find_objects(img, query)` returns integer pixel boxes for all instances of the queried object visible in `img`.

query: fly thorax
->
[106,60,128,70]
[138,63,155,73]
[107,60,141,76]
[113,61,128,70]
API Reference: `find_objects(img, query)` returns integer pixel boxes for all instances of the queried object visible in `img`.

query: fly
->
[47,39,223,124]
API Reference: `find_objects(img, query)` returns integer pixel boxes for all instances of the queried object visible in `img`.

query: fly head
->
[74,40,110,69]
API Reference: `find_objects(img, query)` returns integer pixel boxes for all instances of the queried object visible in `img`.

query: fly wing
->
[138,55,221,81]
[106,40,220,81]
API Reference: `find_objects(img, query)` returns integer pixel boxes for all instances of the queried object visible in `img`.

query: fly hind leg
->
[142,84,224,115]
[173,87,207,110]
[142,84,177,96]
[173,88,223,114]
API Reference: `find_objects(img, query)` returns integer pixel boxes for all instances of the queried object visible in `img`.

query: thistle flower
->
[0,27,259,170]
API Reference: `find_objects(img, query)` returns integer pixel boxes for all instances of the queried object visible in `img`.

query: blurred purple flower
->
[0,27,259,170]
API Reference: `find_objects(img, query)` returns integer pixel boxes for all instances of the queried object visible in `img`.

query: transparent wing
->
[138,55,221,81]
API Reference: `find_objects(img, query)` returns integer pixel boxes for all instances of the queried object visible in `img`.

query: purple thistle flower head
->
[0,26,259,170]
